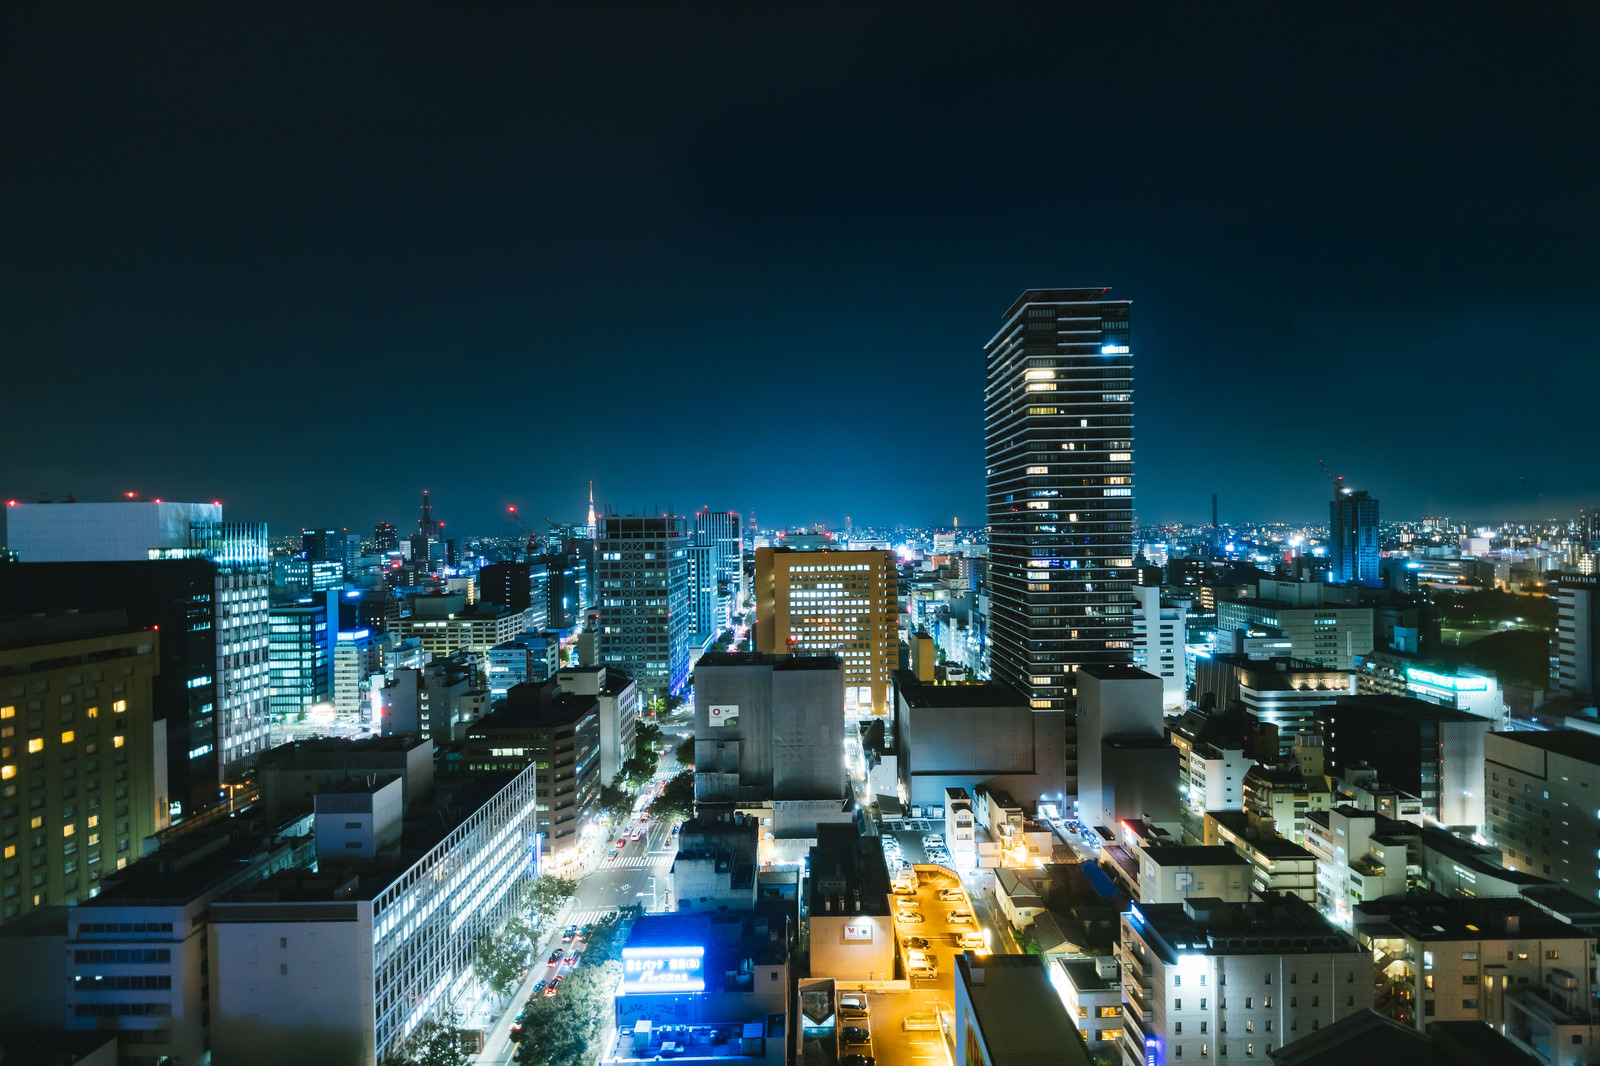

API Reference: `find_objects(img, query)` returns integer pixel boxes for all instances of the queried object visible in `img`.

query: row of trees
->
[512,912,636,1066]
[620,720,664,788]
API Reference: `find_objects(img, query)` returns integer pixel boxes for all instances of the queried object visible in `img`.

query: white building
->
[334,628,384,716]
[1132,584,1188,710]
[1304,806,1410,929]
[554,665,639,787]
[1186,740,1255,814]
[208,765,540,1065]
[1117,895,1372,1066]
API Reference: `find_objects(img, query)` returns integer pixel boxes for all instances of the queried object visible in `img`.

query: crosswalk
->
[568,906,621,925]
[605,853,671,869]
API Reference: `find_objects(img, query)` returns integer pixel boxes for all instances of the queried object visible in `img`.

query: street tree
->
[673,735,694,768]
[597,783,635,828]
[649,770,694,826]
[523,875,577,928]
[476,919,531,998]
[381,1014,470,1066]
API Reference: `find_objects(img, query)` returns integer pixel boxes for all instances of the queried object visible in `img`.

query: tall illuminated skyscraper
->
[596,515,691,701]
[1329,487,1381,587]
[984,288,1136,795]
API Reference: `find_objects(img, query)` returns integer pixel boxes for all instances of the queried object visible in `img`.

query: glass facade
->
[596,516,692,701]
[984,289,1135,793]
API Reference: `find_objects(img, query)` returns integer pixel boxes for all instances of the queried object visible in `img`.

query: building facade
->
[596,515,692,702]
[0,614,165,922]
[984,288,1135,796]
[1329,489,1381,588]
[753,546,898,716]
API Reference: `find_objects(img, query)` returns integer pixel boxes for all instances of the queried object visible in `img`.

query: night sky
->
[5,5,1597,535]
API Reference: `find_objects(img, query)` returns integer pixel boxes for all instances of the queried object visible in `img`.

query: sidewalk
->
[473,900,578,1065]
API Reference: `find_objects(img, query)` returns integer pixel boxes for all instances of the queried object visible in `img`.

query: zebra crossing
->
[605,853,671,869]
[568,906,622,925]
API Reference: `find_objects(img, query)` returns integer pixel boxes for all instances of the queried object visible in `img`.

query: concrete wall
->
[210,911,375,1066]
[809,912,894,981]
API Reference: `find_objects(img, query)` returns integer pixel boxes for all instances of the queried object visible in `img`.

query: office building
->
[553,665,638,787]
[462,683,599,863]
[333,627,383,716]
[1131,584,1188,710]
[477,560,551,633]
[486,631,556,701]
[395,598,533,660]
[1318,695,1489,827]
[373,522,399,553]
[267,591,337,720]
[1486,730,1600,897]
[0,502,271,812]
[1216,581,1375,671]
[754,546,898,715]
[893,672,1067,810]
[695,509,745,617]
[1552,573,1599,698]
[1195,650,1355,754]
[207,766,538,1066]
[596,515,692,702]
[1118,894,1372,1066]
[687,539,719,641]
[1354,896,1595,1039]
[0,613,164,922]
[983,288,1136,794]
[1329,489,1381,588]
[670,811,759,914]
[255,734,434,819]
[1203,811,1318,903]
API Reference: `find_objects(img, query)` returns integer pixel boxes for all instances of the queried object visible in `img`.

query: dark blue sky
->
[4,5,1596,535]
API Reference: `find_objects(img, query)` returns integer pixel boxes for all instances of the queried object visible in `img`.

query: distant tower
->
[418,490,442,540]
[586,482,598,540]
[1329,488,1381,587]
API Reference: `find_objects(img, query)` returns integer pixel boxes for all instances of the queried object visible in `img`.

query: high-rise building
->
[1553,572,1599,698]
[1329,488,1381,587]
[373,522,399,553]
[753,546,898,715]
[1,501,272,804]
[268,592,337,720]
[596,515,691,701]
[984,288,1135,794]
[695,509,745,617]
[0,612,164,922]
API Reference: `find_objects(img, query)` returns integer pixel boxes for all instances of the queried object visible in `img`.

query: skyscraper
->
[596,515,691,702]
[1329,487,1381,587]
[984,288,1135,796]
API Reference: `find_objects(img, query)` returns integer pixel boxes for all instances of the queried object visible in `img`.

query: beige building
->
[754,546,898,715]
[395,601,533,660]
[0,612,165,922]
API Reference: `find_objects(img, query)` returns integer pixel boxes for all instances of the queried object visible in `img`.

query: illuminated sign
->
[1405,668,1489,692]
[708,705,739,729]
[842,921,873,942]
[619,945,705,994]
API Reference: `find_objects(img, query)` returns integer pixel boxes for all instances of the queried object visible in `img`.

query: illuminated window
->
[88,815,98,828]
[113,736,125,749]
[0,766,13,780]
[113,701,127,714]
[63,823,75,838]
[1025,466,1048,475]
[0,707,12,719]
[61,731,75,744]
[30,816,42,830]
[1025,382,1056,392]
[86,707,98,719]
[27,739,43,754]
[1024,369,1055,380]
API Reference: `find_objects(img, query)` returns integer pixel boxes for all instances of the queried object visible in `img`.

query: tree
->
[597,783,635,828]
[523,874,577,928]
[636,720,663,751]
[673,735,694,768]
[513,960,625,1066]
[382,1015,471,1066]
[649,770,695,826]
[476,920,531,999]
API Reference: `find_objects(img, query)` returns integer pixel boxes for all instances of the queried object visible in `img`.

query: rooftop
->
[475,684,597,730]
[1490,728,1600,766]
[894,670,1026,708]
[0,610,139,651]
[1130,893,1361,963]
[957,952,1091,1065]
[1141,845,1249,868]
[1353,895,1585,944]
[695,650,843,672]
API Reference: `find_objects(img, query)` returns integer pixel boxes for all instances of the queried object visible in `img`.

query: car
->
[839,993,868,1016]
[530,979,547,997]
[548,948,563,963]
[841,1026,871,1045]
[615,838,628,848]
[607,848,619,859]
[561,926,577,942]
[897,911,926,924]
[958,933,985,949]
[939,888,964,901]
[842,1056,876,1066]
[564,954,579,966]
[904,936,929,949]
[543,982,560,997]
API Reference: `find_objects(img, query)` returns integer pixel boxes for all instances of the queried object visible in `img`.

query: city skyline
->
[4,7,1596,532]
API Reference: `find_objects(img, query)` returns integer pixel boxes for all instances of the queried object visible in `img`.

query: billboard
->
[707,704,739,729]
[619,945,705,995]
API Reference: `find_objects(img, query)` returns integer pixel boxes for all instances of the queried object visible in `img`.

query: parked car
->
[897,911,926,924]
[904,936,929,949]
[841,1026,871,1045]
[842,1056,876,1066]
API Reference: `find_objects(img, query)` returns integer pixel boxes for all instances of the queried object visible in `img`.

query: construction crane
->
[506,506,539,559]
[1318,459,1347,496]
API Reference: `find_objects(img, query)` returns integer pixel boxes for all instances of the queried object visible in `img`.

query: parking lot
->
[828,987,954,1066]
